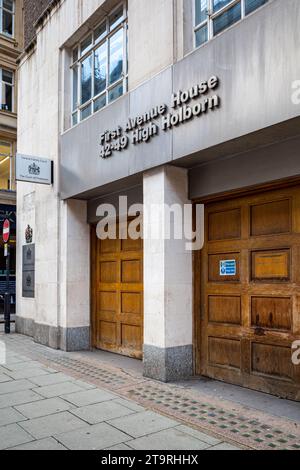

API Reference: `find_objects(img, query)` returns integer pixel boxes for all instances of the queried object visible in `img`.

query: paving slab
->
[28,372,79,387]
[15,398,74,419]
[71,379,96,390]
[208,443,241,451]
[176,424,221,446]
[1,357,34,366]
[3,361,50,371]
[105,443,134,450]
[0,424,33,450]
[55,422,131,450]
[61,388,117,407]
[129,428,211,450]
[0,373,11,383]
[108,411,178,438]
[0,379,35,395]
[0,389,42,409]
[33,381,87,399]
[10,437,67,451]
[70,401,135,424]
[0,407,27,426]
[113,398,145,413]
[5,368,55,380]
[19,411,88,439]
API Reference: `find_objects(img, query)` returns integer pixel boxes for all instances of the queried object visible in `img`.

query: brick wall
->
[23,0,54,48]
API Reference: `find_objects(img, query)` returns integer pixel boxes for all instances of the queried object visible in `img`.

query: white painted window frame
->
[71,1,128,127]
[0,0,15,38]
[0,67,14,113]
[194,0,269,49]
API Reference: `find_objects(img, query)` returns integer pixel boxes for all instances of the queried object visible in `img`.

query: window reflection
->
[109,28,123,85]
[94,43,107,96]
[81,55,92,104]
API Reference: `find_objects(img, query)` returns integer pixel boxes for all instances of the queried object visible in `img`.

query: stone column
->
[59,199,91,351]
[143,165,193,382]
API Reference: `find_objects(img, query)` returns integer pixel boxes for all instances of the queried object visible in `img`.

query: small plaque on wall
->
[22,244,35,298]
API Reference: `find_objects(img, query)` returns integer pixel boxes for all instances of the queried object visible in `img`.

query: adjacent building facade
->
[16,0,300,400]
[0,0,23,313]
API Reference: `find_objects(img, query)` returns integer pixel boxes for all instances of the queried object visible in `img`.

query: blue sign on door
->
[220,260,237,276]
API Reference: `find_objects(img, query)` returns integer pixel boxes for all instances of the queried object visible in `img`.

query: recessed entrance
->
[197,186,300,400]
[91,224,143,359]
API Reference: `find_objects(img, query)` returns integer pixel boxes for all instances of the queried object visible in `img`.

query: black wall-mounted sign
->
[22,244,35,298]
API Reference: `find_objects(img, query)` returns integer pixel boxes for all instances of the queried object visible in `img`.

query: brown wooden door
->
[91,224,143,359]
[199,186,300,400]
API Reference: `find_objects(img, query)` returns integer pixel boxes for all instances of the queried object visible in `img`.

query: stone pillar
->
[59,199,91,351]
[143,165,193,382]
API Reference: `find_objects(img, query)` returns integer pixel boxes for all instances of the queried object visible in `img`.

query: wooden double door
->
[198,186,300,400]
[91,225,143,359]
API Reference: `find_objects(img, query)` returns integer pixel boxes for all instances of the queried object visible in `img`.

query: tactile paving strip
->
[120,382,300,450]
[2,334,300,450]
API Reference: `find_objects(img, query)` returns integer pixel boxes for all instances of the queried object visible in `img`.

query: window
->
[194,0,268,48]
[0,141,15,191]
[71,2,127,125]
[0,68,13,112]
[0,0,14,37]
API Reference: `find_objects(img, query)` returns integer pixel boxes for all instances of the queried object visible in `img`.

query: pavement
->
[0,332,299,451]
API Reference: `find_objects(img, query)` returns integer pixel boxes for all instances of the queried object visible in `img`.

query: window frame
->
[0,67,14,113]
[194,0,268,49]
[71,1,128,126]
[0,0,15,38]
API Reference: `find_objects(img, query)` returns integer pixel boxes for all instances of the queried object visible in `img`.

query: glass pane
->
[72,113,78,126]
[3,0,14,11]
[4,84,12,111]
[2,10,13,35]
[72,68,78,111]
[80,103,92,121]
[195,24,208,47]
[94,94,107,112]
[108,82,123,103]
[213,2,241,35]
[95,22,107,43]
[213,0,234,13]
[2,69,13,84]
[94,43,107,96]
[109,5,124,31]
[245,0,267,15]
[80,34,92,56]
[81,54,92,104]
[195,0,207,26]
[109,28,123,85]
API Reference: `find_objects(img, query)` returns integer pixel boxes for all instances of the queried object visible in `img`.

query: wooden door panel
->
[199,186,300,400]
[92,223,143,359]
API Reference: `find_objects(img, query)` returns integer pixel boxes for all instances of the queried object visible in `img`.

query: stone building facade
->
[16,0,300,400]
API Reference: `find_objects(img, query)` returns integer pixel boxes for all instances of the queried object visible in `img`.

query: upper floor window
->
[0,68,13,112]
[0,0,14,37]
[71,2,128,126]
[194,0,268,48]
